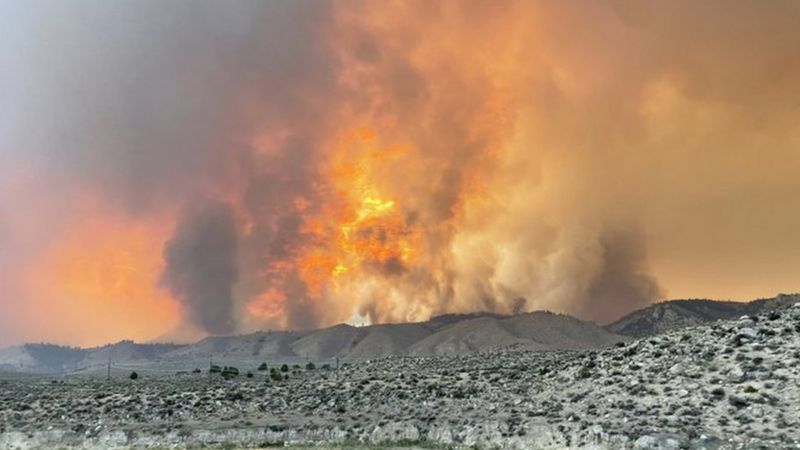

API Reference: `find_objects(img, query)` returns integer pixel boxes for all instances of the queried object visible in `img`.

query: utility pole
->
[335,357,339,380]
[107,355,111,381]
[209,355,212,383]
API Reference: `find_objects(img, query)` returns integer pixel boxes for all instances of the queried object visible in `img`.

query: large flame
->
[6,1,798,346]
[247,128,426,325]
[326,129,421,277]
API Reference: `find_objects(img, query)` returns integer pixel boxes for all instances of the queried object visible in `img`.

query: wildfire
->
[247,288,287,319]
[249,127,424,321]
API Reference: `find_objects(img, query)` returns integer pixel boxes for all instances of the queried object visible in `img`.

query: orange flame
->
[248,127,424,321]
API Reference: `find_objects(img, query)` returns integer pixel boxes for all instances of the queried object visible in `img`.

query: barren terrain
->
[2,304,799,449]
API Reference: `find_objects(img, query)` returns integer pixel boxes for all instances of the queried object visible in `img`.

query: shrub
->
[280,364,289,372]
[221,366,240,379]
[305,362,316,370]
[270,370,283,381]
[257,362,268,371]
[129,371,139,380]
[210,364,222,373]
[246,371,254,378]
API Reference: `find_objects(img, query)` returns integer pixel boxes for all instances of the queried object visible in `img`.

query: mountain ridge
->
[607,293,800,337]
[0,311,618,373]
[4,294,798,373]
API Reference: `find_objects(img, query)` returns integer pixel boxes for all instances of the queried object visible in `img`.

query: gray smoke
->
[584,231,663,324]
[0,0,338,211]
[0,0,343,333]
[162,201,239,335]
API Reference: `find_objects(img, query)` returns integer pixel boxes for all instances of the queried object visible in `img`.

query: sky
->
[1,0,799,347]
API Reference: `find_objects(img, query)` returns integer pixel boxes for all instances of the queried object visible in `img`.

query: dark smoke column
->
[162,201,239,335]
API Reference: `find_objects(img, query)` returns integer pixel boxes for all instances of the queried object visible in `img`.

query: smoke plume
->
[2,0,800,345]
[161,201,239,335]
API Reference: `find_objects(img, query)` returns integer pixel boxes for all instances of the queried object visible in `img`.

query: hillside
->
[7,295,798,374]
[409,311,623,356]
[0,311,623,373]
[607,293,800,337]
[0,341,182,374]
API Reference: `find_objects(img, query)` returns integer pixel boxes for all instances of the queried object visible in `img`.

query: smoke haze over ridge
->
[1,0,800,345]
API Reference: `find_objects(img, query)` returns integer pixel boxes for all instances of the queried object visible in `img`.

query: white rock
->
[668,364,681,375]
[634,435,658,449]
[634,435,680,450]
[740,327,759,339]
[370,422,420,444]
[728,365,746,383]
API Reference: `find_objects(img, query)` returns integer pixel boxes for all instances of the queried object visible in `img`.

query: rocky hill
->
[5,295,798,374]
[408,312,623,356]
[0,312,623,374]
[607,293,800,337]
[0,341,181,374]
[2,303,798,448]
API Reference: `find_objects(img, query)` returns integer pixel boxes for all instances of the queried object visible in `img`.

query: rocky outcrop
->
[608,293,800,337]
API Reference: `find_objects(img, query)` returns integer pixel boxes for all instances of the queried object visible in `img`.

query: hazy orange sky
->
[1,0,799,346]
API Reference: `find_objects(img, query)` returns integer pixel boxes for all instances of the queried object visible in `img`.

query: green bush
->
[257,362,268,371]
[305,362,316,370]
[129,371,139,380]
[221,366,240,379]
[280,364,289,372]
[576,366,592,380]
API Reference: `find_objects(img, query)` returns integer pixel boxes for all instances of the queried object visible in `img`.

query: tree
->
[257,362,268,371]
[305,362,316,370]
[129,371,139,380]
[280,364,289,372]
